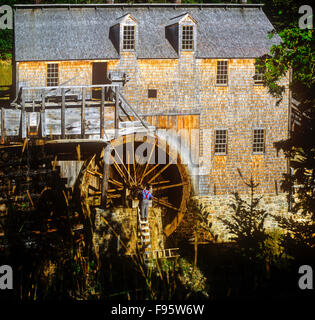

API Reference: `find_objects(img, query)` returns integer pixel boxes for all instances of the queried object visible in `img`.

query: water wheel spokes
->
[79,133,191,237]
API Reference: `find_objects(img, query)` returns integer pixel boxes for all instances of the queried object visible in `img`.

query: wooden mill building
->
[6,2,290,243]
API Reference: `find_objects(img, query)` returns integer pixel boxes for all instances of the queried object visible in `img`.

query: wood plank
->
[153,182,188,191]
[81,87,86,138]
[61,88,65,139]
[115,87,119,138]
[153,198,179,211]
[101,146,110,207]
[40,90,46,137]
[20,90,27,139]
[147,162,171,184]
[139,138,157,184]
[100,87,105,139]
[1,108,5,142]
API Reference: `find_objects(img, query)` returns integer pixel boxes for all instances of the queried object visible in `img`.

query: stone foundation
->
[93,206,165,256]
[175,193,288,243]
[91,192,289,252]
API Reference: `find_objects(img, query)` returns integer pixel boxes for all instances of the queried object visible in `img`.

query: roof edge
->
[14,3,264,9]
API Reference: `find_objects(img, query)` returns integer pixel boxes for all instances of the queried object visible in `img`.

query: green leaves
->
[257,27,314,107]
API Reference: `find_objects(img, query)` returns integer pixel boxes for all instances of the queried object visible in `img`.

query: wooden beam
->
[20,89,27,139]
[139,139,157,184]
[1,108,5,143]
[147,162,172,184]
[142,163,159,180]
[153,198,179,211]
[115,87,119,138]
[40,90,46,137]
[81,87,86,138]
[153,182,188,191]
[61,88,65,139]
[101,146,110,208]
[111,155,128,185]
[20,84,119,91]
[100,86,105,139]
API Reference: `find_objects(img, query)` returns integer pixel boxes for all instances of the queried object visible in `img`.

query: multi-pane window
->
[214,130,228,154]
[216,60,228,85]
[182,25,194,50]
[253,129,265,153]
[254,65,264,85]
[47,63,59,87]
[123,25,135,50]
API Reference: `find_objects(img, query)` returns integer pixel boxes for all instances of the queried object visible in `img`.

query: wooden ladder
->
[138,210,153,267]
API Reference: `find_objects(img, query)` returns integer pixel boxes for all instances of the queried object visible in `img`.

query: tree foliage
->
[218,178,269,263]
[257,26,315,217]
[255,3,315,260]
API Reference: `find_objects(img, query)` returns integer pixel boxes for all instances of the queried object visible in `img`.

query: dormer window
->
[166,13,197,54]
[123,25,135,50]
[110,14,138,54]
[181,25,194,50]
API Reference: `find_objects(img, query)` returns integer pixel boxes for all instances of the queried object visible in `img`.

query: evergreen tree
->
[218,177,269,263]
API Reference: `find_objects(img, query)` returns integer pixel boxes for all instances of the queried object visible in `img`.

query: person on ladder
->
[140,185,153,221]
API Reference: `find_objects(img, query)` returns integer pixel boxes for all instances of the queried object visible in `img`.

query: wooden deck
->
[0,84,150,142]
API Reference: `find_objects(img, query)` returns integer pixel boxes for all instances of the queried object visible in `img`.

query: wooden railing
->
[8,84,120,140]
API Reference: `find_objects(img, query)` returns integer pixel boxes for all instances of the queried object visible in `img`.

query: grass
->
[0,59,12,86]
[0,59,12,104]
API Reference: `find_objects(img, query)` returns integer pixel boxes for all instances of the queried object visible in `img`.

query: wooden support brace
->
[20,89,27,139]
[61,88,65,139]
[100,87,105,139]
[81,87,86,138]
[40,89,46,137]
[101,145,110,207]
[115,87,119,138]
[1,108,5,143]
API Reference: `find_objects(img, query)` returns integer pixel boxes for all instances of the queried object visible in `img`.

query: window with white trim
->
[47,63,59,87]
[181,25,194,50]
[123,25,135,50]
[216,60,228,85]
[214,130,228,154]
[253,129,265,153]
[254,65,264,85]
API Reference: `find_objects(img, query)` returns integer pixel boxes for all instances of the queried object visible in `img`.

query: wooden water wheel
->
[79,133,191,237]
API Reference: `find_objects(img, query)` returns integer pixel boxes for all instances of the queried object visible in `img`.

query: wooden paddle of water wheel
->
[78,133,191,241]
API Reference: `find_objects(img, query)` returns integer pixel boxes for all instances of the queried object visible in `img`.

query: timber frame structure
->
[0,3,291,254]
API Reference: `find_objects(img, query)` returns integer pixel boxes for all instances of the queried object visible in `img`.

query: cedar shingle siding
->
[13,4,289,221]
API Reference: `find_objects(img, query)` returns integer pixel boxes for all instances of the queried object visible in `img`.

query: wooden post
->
[61,88,65,139]
[1,108,5,143]
[20,89,27,139]
[101,145,110,208]
[81,87,86,139]
[40,89,46,138]
[115,86,119,138]
[100,86,105,139]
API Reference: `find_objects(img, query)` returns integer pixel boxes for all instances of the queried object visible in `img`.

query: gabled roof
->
[116,13,138,25]
[169,13,197,25]
[14,4,281,61]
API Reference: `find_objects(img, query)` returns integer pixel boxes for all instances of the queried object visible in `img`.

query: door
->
[92,62,108,99]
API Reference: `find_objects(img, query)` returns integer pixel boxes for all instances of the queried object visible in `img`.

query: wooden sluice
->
[0,82,190,269]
